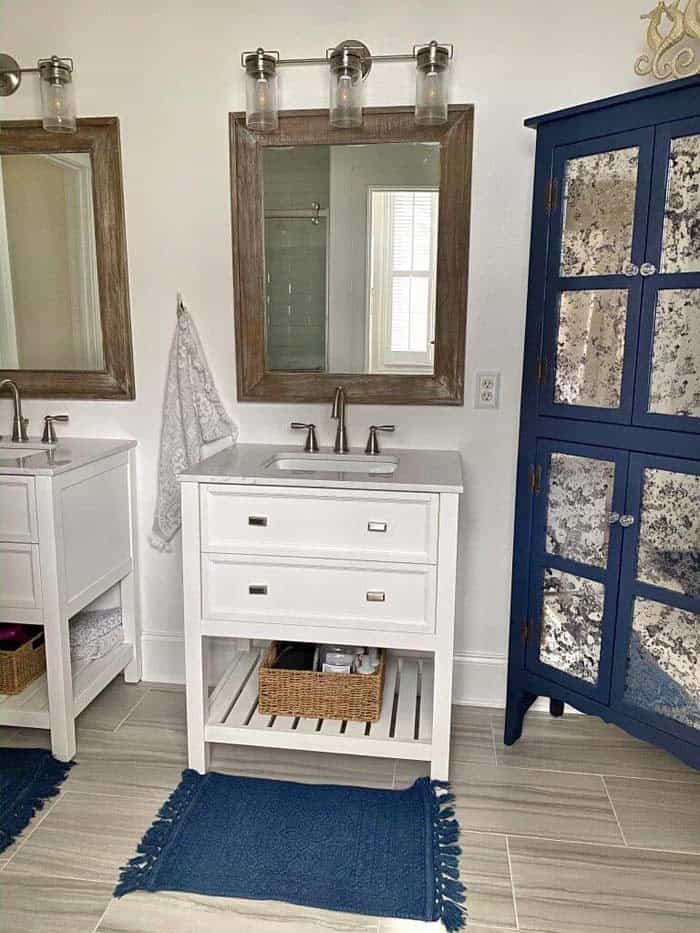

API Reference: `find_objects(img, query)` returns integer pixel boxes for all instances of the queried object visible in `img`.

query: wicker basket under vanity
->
[0,632,46,695]
[258,643,385,722]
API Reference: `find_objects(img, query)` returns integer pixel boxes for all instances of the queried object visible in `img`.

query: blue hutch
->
[506,76,700,769]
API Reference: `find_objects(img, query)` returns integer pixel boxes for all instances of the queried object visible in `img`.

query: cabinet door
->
[634,118,700,434]
[612,455,700,744]
[539,130,654,423]
[526,441,628,701]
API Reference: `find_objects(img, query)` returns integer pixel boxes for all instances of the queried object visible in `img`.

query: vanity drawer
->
[0,476,38,543]
[201,554,436,634]
[200,486,438,564]
[0,542,42,621]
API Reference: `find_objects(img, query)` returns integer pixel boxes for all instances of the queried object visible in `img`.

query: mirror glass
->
[0,152,104,371]
[263,141,440,375]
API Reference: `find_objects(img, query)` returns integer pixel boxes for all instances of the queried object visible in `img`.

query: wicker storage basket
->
[258,643,385,722]
[0,631,46,695]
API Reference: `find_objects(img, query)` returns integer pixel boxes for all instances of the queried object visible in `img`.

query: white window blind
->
[368,188,438,373]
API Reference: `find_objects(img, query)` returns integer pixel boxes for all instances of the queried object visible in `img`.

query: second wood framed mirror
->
[230,106,473,405]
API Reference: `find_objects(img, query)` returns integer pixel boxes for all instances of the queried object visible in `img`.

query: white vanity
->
[180,444,462,780]
[0,438,141,760]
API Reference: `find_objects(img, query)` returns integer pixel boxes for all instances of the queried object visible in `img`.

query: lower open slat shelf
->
[205,648,434,761]
[0,641,134,729]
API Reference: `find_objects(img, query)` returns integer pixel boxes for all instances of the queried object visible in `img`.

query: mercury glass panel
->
[625,597,700,730]
[560,147,639,277]
[546,453,615,567]
[648,289,700,419]
[554,290,627,408]
[539,568,604,685]
[637,468,700,598]
[661,134,700,274]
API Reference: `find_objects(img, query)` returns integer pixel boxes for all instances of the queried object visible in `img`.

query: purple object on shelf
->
[0,624,40,651]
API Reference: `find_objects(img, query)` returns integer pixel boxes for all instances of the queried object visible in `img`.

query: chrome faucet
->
[331,385,349,453]
[0,379,29,443]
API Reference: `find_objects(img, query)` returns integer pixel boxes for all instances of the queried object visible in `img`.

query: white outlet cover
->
[475,371,500,409]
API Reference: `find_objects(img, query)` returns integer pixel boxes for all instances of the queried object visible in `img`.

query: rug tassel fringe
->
[430,779,467,932]
[114,768,203,897]
[0,756,73,856]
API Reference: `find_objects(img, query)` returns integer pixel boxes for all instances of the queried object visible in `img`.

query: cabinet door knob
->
[607,512,621,525]
[248,584,268,595]
[640,262,657,277]
[248,515,268,527]
[619,514,636,527]
[623,262,639,277]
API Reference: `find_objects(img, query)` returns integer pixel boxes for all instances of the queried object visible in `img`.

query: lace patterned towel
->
[150,297,237,551]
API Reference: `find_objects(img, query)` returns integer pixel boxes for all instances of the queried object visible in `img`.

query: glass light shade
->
[415,43,449,126]
[39,57,77,133]
[244,50,278,133]
[329,48,363,129]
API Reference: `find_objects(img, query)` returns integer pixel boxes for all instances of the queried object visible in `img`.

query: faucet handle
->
[365,424,395,455]
[42,414,70,445]
[290,422,319,453]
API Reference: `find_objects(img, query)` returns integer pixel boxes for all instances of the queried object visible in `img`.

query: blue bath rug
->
[115,769,466,930]
[0,748,73,854]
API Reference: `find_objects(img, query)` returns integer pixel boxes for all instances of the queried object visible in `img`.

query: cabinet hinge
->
[536,357,548,385]
[544,177,559,214]
[528,464,542,495]
[521,619,531,643]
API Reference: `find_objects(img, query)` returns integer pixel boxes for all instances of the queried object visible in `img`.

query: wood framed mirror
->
[230,106,473,405]
[0,117,135,399]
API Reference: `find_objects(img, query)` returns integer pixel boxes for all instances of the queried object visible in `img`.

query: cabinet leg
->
[549,697,565,718]
[185,627,210,774]
[430,647,454,782]
[120,572,142,683]
[43,614,76,762]
[504,686,537,746]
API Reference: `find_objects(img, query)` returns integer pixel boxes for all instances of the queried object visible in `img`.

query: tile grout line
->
[111,685,154,733]
[504,836,520,930]
[90,894,115,933]
[601,775,629,847]
[1,791,64,867]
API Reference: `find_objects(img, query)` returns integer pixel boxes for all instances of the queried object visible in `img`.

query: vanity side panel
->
[57,454,132,615]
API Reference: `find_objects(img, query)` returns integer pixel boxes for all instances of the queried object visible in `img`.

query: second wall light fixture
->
[241,39,453,133]
[0,53,78,133]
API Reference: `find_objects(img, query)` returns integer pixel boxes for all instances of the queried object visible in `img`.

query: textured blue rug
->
[116,769,466,930]
[0,748,73,854]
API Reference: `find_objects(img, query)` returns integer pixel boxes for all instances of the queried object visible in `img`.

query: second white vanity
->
[180,444,462,780]
[0,438,141,760]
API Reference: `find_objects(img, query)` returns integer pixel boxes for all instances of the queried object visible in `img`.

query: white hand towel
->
[150,296,237,551]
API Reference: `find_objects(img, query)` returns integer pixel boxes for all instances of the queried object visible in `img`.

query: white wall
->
[3,0,653,703]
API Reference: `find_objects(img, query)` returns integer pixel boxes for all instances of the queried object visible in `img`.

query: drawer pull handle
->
[366,591,386,603]
[368,521,388,533]
[249,585,268,596]
[248,516,268,527]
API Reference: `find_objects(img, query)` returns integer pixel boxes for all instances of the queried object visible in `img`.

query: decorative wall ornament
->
[635,1,700,80]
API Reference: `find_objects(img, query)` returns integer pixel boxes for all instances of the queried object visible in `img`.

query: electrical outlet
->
[475,371,500,409]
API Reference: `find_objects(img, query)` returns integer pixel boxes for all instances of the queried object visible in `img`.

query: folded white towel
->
[150,296,237,551]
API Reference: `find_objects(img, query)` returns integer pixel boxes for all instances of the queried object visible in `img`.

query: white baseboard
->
[141,632,186,684]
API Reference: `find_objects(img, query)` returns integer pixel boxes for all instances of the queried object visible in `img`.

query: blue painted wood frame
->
[632,115,700,435]
[610,452,700,748]
[524,439,628,703]
[538,129,655,425]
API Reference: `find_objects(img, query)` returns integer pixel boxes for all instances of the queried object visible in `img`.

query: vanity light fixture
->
[0,53,77,133]
[240,40,454,133]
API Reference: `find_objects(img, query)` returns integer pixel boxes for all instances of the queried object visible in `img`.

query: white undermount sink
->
[0,440,52,462]
[265,452,398,475]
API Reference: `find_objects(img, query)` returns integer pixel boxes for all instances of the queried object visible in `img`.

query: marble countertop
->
[0,438,136,476]
[179,443,463,493]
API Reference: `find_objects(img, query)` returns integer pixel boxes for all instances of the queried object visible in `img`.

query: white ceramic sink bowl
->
[265,453,398,475]
[0,440,52,463]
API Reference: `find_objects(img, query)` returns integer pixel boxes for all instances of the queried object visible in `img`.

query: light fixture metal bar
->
[242,44,453,70]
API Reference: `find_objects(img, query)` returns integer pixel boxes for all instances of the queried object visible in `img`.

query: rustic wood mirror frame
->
[230,106,473,405]
[0,117,135,399]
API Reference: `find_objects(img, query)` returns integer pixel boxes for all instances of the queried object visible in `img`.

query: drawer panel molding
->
[201,554,437,634]
[200,486,439,564]
[0,476,38,543]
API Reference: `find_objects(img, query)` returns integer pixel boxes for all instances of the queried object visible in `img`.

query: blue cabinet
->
[506,76,700,770]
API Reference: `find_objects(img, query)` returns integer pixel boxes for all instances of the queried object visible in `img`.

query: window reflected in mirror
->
[262,142,439,376]
[0,152,104,371]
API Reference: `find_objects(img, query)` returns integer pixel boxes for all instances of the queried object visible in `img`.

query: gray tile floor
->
[2,678,700,932]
